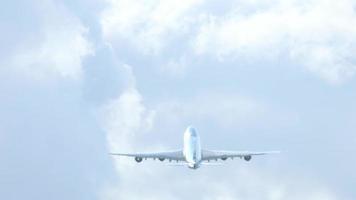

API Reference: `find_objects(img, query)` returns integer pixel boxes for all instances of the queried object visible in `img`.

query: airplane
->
[110,126,279,169]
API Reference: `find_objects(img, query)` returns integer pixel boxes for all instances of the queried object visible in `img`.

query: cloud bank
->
[2,0,356,200]
[101,0,356,83]
[101,64,341,200]
[5,1,93,81]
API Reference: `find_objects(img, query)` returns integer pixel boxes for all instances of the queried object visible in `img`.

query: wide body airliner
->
[111,126,279,169]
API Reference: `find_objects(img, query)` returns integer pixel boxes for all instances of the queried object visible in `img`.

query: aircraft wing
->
[201,149,279,161]
[110,150,185,162]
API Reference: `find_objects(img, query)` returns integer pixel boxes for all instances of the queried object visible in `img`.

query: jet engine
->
[244,155,252,161]
[159,158,165,161]
[135,157,143,163]
[221,157,228,161]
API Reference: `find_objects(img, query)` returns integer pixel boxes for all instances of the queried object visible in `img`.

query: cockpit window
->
[190,127,197,137]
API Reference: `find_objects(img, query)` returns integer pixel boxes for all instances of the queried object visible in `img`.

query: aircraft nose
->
[187,126,197,136]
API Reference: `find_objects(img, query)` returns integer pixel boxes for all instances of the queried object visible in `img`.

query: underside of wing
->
[110,150,185,162]
[202,149,279,161]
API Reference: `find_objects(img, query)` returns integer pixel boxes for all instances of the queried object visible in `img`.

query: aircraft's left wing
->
[110,150,185,162]
[202,149,279,161]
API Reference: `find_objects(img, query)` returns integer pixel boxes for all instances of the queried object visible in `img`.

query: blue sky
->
[1,0,356,199]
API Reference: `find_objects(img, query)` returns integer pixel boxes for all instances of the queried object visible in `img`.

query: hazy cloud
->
[101,0,356,83]
[101,66,341,200]
[8,1,93,80]
[2,1,356,200]
[101,64,156,164]
[193,0,356,83]
[101,0,203,54]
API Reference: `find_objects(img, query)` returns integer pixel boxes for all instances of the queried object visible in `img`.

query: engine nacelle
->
[221,157,228,161]
[159,158,165,161]
[244,155,252,161]
[135,157,143,163]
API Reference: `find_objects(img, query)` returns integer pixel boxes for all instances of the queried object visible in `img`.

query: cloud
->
[100,66,340,200]
[100,64,155,166]
[100,0,203,54]
[8,0,93,80]
[100,0,356,83]
[154,93,269,129]
[2,1,355,200]
[193,0,356,83]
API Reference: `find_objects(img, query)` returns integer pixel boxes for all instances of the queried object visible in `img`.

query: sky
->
[1,0,356,199]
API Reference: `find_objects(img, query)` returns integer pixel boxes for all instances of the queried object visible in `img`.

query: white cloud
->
[103,87,155,153]
[101,0,356,83]
[101,69,338,199]
[98,2,352,199]
[154,93,268,129]
[193,0,356,83]
[159,56,189,76]
[10,1,93,80]
[100,64,155,170]
[101,0,203,54]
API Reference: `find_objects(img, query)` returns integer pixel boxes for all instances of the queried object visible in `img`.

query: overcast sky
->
[1,0,356,199]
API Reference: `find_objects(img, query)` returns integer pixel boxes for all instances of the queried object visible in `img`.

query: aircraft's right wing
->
[202,149,279,161]
[110,150,185,162]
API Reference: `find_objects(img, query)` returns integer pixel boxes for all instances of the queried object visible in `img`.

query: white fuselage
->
[183,126,202,169]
